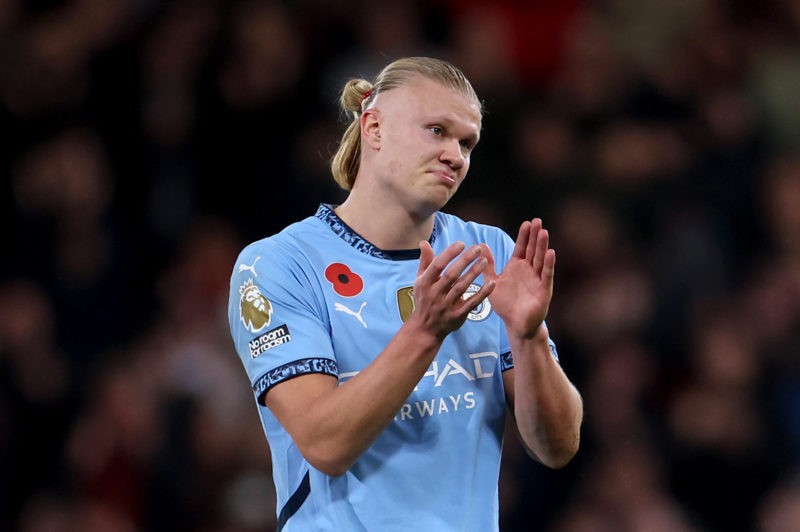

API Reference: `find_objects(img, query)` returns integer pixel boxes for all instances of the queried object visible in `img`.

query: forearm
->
[508,327,583,469]
[277,321,442,476]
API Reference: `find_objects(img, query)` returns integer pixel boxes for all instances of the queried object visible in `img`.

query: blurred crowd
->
[2,0,800,530]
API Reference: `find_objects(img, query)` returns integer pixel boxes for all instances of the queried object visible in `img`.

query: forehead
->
[378,77,482,131]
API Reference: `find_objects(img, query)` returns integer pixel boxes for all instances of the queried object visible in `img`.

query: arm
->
[502,328,583,468]
[265,241,495,477]
[484,219,583,469]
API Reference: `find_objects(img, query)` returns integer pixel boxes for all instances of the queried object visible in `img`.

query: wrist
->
[400,318,445,352]
[509,322,549,345]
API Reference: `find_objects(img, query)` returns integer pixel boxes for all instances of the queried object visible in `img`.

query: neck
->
[335,190,436,250]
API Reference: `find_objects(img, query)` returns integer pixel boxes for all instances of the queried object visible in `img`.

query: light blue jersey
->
[228,204,558,531]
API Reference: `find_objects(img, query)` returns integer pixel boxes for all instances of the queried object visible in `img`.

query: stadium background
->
[2,0,800,530]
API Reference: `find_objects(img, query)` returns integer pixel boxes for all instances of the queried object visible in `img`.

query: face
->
[362,76,482,216]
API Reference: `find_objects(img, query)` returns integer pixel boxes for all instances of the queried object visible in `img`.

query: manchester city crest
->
[462,283,492,321]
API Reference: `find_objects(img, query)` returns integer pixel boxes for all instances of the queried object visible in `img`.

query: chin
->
[407,182,458,216]
[416,195,452,218]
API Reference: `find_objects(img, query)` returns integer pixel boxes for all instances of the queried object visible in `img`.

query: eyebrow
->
[428,116,481,145]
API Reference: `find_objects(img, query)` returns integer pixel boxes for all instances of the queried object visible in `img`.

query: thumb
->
[418,240,434,276]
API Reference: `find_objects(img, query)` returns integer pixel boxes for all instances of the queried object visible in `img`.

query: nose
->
[440,139,465,170]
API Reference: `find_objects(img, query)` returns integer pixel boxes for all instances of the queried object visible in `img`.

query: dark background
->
[2,0,800,530]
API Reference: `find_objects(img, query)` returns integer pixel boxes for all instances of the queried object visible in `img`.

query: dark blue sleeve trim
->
[501,340,560,373]
[277,470,311,531]
[500,351,514,372]
[253,357,338,402]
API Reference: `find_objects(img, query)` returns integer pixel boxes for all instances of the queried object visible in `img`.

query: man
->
[228,57,583,531]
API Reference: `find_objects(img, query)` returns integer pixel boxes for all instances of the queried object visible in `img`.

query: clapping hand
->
[482,219,555,339]
[410,241,495,341]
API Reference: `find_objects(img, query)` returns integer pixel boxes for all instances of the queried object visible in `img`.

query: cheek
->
[382,129,437,178]
[385,139,422,173]
[388,158,405,176]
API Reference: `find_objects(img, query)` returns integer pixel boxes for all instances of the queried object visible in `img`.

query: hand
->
[408,241,496,341]
[483,218,555,339]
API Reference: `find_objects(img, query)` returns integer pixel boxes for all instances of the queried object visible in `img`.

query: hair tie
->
[360,89,373,108]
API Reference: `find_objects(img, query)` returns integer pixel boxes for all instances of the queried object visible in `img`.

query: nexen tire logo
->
[249,324,291,358]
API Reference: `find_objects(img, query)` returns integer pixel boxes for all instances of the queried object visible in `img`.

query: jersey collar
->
[315,204,439,261]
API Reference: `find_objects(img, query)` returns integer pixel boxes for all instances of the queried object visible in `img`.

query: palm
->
[484,219,555,339]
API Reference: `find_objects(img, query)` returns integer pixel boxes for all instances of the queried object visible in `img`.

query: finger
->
[479,243,498,282]
[455,278,496,315]
[421,241,465,281]
[532,228,549,276]
[526,218,542,262]
[542,248,556,289]
[512,221,530,259]
[438,245,482,289]
[447,254,489,303]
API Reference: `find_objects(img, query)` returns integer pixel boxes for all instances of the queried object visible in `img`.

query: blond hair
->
[330,57,481,190]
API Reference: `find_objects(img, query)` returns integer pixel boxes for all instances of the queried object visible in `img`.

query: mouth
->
[429,169,457,188]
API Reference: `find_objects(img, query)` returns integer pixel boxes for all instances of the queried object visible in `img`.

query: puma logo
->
[334,301,368,328]
[238,256,261,276]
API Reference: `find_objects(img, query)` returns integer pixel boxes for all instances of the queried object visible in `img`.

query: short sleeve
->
[228,240,337,404]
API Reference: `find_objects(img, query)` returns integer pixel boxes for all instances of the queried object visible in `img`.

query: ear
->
[360,109,382,149]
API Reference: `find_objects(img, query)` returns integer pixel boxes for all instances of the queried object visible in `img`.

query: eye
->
[430,126,443,136]
[461,138,479,153]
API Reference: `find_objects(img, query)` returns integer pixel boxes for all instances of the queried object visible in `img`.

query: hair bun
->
[341,79,374,115]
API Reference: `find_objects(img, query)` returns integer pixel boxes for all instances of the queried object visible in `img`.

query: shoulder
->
[230,214,333,306]
[236,215,325,270]
[435,211,513,247]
